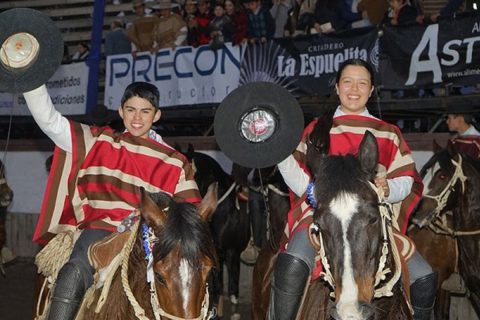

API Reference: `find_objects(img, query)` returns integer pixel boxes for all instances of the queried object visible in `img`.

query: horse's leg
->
[225,248,240,304]
[465,277,480,317]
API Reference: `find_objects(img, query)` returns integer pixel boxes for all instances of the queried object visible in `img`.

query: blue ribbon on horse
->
[306,182,318,209]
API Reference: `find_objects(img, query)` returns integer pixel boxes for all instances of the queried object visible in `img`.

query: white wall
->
[1,151,51,214]
[1,150,433,215]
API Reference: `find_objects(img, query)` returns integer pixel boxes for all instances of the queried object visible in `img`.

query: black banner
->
[239,27,379,97]
[380,12,480,89]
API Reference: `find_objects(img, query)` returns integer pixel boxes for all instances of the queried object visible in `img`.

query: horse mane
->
[313,155,369,203]
[147,193,217,267]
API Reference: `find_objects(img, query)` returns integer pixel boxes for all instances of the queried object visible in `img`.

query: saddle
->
[88,231,131,270]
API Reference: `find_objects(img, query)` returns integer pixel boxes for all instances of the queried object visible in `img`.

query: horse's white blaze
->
[422,162,440,195]
[179,258,192,308]
[329,193,362,320]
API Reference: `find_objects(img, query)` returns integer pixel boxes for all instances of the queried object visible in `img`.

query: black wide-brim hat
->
[214,82,304,169]
[0,8,63,93]
[446,103,478,115]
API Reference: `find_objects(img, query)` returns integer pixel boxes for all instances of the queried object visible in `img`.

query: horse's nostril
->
[358,301,375,320]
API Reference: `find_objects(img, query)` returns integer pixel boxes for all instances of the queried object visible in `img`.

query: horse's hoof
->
[230,294,238,305]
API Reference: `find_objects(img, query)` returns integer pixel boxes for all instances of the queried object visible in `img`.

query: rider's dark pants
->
[47,229,111,320]
[267,230,316,320]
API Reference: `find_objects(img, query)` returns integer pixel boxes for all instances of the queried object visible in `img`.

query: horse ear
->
[432,139,443,153]
[358,131,378,178]
[139,187,168,229]
[187,143,195,156]
[174,142,183,154]
[198,182,218,221]
[306,110,334,175]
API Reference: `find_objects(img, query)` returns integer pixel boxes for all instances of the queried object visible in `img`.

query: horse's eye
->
[155,272,167,286]
[439,174,447,180]
[368,216,379,225]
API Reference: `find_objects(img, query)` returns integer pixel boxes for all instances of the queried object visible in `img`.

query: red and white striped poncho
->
[282,114,423,248]
[33,122,201,244]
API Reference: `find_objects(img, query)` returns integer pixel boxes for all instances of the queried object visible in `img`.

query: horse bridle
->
[422,155,480,237]
[248,167,289,251]
[309,182,402,299]
[422,155,467,220]
[121,221,216,320]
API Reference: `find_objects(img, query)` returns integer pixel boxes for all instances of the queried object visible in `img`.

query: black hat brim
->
[0,8,63,93]
[214,82,304,169]
[446,103,477,115]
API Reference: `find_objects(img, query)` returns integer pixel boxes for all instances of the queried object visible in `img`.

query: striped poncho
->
[33,122,201,244]
[283,114,423,248]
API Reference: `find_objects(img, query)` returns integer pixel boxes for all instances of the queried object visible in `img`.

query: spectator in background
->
[312,0,344,34]
[357,0,389,26]
[151,0,188,50]
[339,0,363,28]
[71,42,90,61]
[183,0,199,46]
[191,0,212,46]
[62,44,71,64]
[383,0,419,25]
[270,0,294,38]
[294,0,318,35]
[209,1,233,49]
[126,0,159,55]
[430,0,465,22]
[244,0,275,44]
[104,19,132,56]
[224,0,248,44]
[446,104,480,160]
[446,105,480,137]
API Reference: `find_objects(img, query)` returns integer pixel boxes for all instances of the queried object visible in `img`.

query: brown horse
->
[35,184,218,319]
[252,119,411,319]
[409,140,480,318]
[0,159,14,275]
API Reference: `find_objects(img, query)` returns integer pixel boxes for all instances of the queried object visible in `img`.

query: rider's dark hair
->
[336,59,375,85]
[121,82,160,109]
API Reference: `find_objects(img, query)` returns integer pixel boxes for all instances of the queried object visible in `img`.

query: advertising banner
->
[0,62,89,116]
[380,13,480,89]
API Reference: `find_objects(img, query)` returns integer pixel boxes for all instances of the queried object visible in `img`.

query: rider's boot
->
[46,260,91,320]
[410,272,438,320]
[267,252,310,320]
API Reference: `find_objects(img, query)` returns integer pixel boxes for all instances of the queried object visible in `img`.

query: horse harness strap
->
[267,184,289,197]
[218,182,237,205]
[424,155,480,237]
[121,221,214,320]
[313,182,402,299]
[423,156,467,218]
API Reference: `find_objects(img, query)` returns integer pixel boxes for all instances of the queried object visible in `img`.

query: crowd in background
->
[60,0,476,103]
[92,0,474,58]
